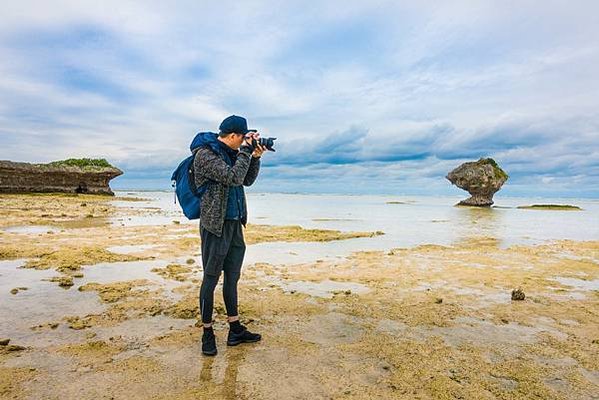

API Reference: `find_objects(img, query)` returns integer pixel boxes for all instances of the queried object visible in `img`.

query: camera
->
[251,137,277,152]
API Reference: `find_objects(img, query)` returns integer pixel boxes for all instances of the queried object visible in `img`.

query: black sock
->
[229,320,244,333]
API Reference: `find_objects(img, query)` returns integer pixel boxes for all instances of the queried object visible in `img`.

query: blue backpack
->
[171,132,221,219]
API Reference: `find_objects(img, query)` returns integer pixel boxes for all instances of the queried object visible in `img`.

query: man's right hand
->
[244,132,258,147]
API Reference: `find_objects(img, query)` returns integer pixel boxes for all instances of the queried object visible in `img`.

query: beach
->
[1,191,598,399]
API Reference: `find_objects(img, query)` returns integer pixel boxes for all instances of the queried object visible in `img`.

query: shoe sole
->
[202,349,217,356]
[227,337,261,346]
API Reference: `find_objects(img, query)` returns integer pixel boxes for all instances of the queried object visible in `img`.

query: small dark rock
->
[0,338,10,346]
[435,298,443,304]
[511,288,526,301]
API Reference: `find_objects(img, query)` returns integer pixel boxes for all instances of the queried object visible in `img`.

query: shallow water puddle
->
[2,225,59,234]
[449,287,512,306]
[301,312,364,345]
[110,214,188,227]
[244,241,349,266]
[377,316,565,350]
[0,260,105,344]
[277,279,369,298]
[556,252,599,264]
[82,259,171,284]
[552,276,599,291]
[0,258,196,344]
[81,259,192,300]
[106,244,158,254]
[92,315,192,344]
[426,317,559,348]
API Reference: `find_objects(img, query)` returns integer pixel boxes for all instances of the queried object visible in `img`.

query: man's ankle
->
[229,320,244,334]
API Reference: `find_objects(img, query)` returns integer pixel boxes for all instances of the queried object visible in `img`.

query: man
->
[193,115,267,356]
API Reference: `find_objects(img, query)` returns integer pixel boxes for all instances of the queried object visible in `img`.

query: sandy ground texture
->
[0,193,598,399]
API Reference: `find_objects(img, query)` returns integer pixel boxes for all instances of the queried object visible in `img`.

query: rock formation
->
[0,158,122,196]
[511,288,526,301]
[446,158,508,206]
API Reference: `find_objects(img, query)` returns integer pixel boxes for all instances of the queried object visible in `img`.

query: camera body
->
[251,137,277,152]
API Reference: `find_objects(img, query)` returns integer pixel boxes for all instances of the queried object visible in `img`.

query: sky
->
[0,1,598,197]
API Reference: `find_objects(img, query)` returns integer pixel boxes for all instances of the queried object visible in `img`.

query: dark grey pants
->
[199,220,246,324]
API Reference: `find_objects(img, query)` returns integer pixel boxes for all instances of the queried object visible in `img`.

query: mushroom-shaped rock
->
[446,158,508,207]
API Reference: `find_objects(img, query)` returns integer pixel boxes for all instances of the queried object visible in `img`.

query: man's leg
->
[199,274,219,356]
[223,260,242,322]
[222,221,261,346]
[199,272,220,327]
[222,232,244,320]
[199,224,232,356]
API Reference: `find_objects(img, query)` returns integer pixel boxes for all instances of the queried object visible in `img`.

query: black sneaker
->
[227,325,261,346]
[202,330,217,356]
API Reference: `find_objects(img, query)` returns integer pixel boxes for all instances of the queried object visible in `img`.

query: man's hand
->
[243,132,256,148]
[245,132,266,158]
[252,143,266,158]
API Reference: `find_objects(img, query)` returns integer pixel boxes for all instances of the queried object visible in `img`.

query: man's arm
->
[194,146,253,187]
[243,156,261,186]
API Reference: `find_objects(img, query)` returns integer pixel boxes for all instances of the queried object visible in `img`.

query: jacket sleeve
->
[194,146,253,187]
[243,156,261,186]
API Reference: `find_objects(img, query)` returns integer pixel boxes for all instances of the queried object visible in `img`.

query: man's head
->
[217,115,257,150]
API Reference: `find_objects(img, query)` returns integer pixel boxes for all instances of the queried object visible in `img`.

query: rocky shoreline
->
[0,159,122,196]
[0,193,597,399]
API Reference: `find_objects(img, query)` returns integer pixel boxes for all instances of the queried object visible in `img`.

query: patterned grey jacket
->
[193,145,260,237]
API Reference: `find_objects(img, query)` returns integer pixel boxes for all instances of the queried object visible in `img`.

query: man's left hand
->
[246,133,266,158]
[252,144,266,158]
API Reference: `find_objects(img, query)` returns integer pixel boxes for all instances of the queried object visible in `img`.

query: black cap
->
[219,115,257,135]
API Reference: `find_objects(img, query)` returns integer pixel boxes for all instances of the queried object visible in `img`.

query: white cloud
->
[0,1,598,196]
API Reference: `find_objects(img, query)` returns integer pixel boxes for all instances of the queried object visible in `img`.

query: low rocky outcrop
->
[0,158,122,196]
[446,158,508,207]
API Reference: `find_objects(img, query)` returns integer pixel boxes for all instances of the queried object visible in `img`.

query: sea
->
[114,191,599,266]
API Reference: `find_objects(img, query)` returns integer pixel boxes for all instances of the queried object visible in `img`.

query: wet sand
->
[0,193,598,399]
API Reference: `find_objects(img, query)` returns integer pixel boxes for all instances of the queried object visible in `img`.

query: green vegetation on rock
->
[477,158,509,181]
[48,158,115,169]
[517,204,582,211]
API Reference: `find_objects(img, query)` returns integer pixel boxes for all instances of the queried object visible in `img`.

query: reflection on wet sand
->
[452,205,503,246]
[198,345,247,399]
[199,355,214,383]
[222,346,246,400]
